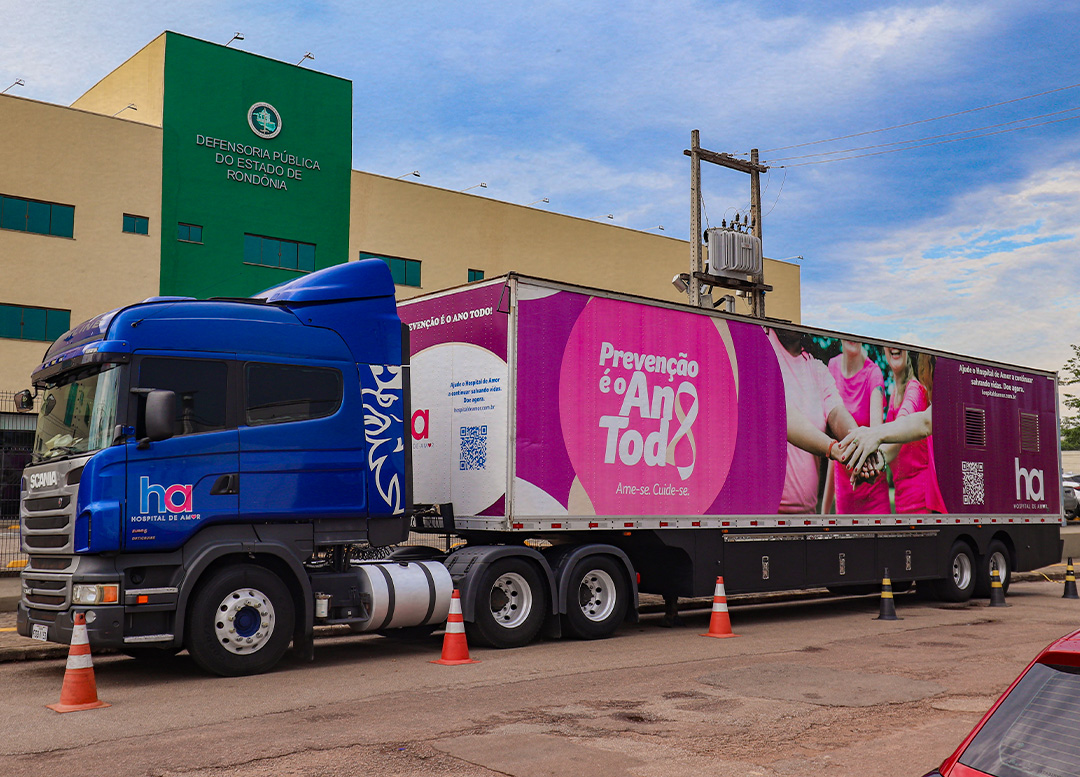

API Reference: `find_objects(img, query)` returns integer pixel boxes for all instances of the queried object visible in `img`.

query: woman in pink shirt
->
[768,329,858,514]
[824,341,889,514]
[841,350,946,514]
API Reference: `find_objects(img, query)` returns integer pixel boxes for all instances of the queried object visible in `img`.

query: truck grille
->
[21,573,72,610]
[21,461,84,610]
[21,462,80,556]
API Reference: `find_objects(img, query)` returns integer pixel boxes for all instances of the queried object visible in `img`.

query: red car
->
[926,629,1080,776]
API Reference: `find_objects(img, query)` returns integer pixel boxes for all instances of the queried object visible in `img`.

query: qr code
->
[459,425,488,471]
[962,461,984,505]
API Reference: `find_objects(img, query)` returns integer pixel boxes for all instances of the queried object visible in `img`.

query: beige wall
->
[0,94,162,395]
[349,172,800,322]
[70,34,166,127]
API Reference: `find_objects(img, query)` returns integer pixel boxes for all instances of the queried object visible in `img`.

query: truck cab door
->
[125,356,239,549]
[237,360,366,523]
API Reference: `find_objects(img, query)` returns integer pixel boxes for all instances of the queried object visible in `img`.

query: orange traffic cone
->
[700,576,739,638]
[47,612,110,713]
[431,589,479,665]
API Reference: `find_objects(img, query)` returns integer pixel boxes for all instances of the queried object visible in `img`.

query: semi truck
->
[17,259,1063,675]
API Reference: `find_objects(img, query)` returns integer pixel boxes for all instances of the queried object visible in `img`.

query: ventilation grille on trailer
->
[1020,412,1040,452]
[964,407,986,448]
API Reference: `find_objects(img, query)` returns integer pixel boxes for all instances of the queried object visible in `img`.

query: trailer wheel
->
[186,564,295,676]
[974,540,1012,597]
[933,542,976,603]
[562,556,629,640]
[466,557,547,649]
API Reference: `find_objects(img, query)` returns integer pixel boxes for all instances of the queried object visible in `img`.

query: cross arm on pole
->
[682,148,768,175]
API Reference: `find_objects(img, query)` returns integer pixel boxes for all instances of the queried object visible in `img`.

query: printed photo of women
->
[767,328,858,514]
[822,341,889,515]
[840,350,947,513]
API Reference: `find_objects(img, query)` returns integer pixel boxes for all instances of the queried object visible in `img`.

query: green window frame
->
[359,252,421,287]
[123,214,149,235]
[0,304,71,342]
[468,269,485,282]
[177,223,203,243]
[0,195,74,238]
[244,234,316,272]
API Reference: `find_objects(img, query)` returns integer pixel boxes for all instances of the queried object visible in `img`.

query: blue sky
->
[4,0,1080,377]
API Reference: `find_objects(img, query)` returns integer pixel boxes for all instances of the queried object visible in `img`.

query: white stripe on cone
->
[66,654,94,670]
[71,624,89,646]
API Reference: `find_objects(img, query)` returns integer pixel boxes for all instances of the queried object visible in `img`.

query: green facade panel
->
[159,33,352,298]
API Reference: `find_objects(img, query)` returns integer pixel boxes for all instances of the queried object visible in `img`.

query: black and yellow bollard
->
[875,568,901,621]
[1064,557,1079,600]
[988,562,1009,607]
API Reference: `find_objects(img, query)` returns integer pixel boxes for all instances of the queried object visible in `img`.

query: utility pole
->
[689,130,704,308]
[683,132,770,317]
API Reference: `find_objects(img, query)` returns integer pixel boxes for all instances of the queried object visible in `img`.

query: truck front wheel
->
[562,556,629,640]
[466,558,547,649]
[186,564,295,676]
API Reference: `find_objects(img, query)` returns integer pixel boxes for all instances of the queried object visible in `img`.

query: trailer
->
[400,274,1062,618]
[16,261,1062,675]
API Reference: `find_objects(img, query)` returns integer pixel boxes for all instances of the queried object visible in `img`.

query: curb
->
[0,644,68,662]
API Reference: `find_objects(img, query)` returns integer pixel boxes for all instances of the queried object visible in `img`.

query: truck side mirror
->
[143,390,176,445]
[14,389,33,413]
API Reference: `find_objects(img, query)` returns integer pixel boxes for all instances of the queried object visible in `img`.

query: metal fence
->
[0,391,33,574]
[0,434,32,576]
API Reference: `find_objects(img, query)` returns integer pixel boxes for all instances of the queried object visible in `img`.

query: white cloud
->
[803,160,1080,373]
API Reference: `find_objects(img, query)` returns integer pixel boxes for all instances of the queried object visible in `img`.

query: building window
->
[177,223,203,243]
[468,269,485,283]
[244,234,316,272]
[123,214,149,235]
[0,304,71,342]
[0,195,74,238]
[360,252,420,287]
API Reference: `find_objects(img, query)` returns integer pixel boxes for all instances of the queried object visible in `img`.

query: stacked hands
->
[828,428,888,486]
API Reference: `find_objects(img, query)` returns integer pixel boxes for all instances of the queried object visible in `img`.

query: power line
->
[766,104,1080,163]
[750,80,1080,155]
[774,112,1080,168]
[764,168,788,217]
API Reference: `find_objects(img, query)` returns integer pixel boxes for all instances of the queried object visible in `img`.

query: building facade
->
[0,30,800,406]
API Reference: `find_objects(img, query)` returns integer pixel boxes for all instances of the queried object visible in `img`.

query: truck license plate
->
[31,624,48,642]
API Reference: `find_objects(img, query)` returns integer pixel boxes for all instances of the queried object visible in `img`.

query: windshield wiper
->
[40,445,83,461]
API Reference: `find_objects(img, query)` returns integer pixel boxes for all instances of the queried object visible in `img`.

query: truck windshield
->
[33,363,123,463]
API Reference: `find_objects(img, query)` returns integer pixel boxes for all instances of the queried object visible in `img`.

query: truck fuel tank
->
[311,560,452,631]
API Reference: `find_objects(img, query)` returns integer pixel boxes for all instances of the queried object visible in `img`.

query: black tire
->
[186,564,295,676]
[561,556,629,640]
[465,557,548,649]
[933,541,977,603]
[974,540,1012,597]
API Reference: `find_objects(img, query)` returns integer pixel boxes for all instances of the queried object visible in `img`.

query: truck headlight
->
[72,584,119,605]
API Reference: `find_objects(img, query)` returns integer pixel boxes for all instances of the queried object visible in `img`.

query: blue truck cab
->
[16,259,427,675]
